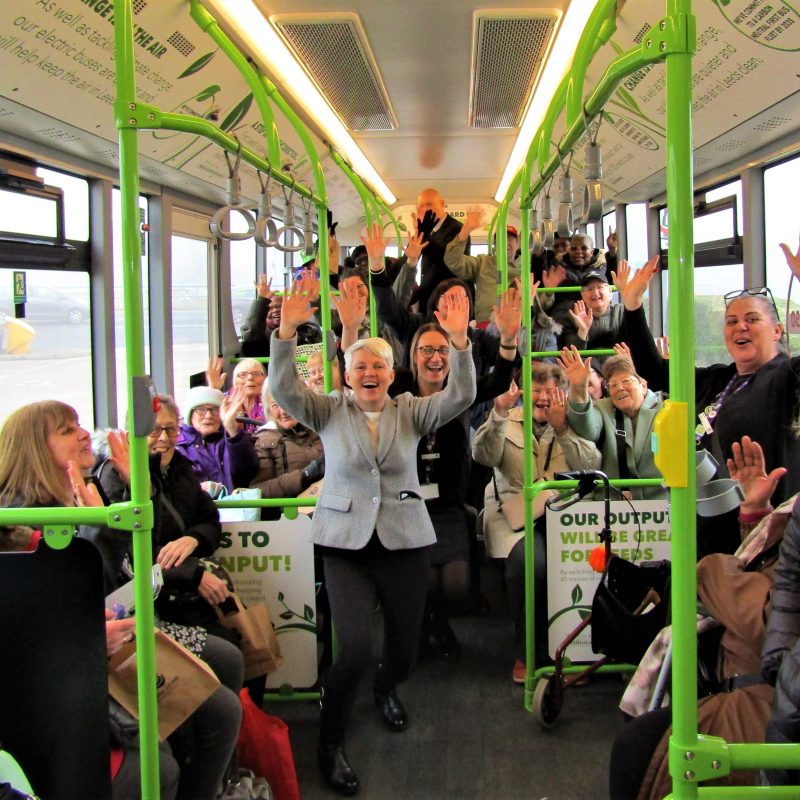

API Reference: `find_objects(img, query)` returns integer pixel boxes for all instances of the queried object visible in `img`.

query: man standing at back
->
[412,188,470,312]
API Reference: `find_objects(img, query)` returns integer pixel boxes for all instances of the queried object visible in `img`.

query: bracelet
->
[499,341,517,351]
[370,263,386,275]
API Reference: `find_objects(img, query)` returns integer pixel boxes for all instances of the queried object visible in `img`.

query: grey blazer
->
[269,333,477,550]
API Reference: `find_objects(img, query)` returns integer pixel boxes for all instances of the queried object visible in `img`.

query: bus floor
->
[268,562,627,800]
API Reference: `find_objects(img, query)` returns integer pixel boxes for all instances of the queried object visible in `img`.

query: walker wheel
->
[533,676,563,729]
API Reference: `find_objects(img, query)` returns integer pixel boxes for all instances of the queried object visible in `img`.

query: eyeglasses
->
[723,286,777,312]
[149,425,180,439]
[607,377,639,392]
[193,405,220,417]
[236,370,264,379]
[416,345,450,358]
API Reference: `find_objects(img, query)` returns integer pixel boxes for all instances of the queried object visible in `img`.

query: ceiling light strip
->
[204,0,396,205]
[495,1,600,202]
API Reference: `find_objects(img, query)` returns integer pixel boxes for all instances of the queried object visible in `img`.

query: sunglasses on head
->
[723,286,776,310]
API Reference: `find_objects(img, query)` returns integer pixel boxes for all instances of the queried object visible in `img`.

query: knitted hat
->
[184,386,224,418]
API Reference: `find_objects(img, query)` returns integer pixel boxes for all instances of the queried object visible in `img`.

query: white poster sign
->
[545,500,670,662]
[217,516,317,689]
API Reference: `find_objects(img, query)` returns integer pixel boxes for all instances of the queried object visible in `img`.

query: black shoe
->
[432,620,461,662]
[373,688,408,732]
[318,746,359,796]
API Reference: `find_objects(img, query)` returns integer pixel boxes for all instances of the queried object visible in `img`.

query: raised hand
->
[545,386,569,434]
[333,276,368,331]
[493,380,521,417]
[568,299,593,341]
[279,278,317,339]
[461,206,485,237]
[157,535,199,570]
[557,346,592,404]
[67,460,104,507]
[727,435,787,515]
[206,356,226,390]
[655,336,670,360]
[403,226,428,264]
[295,267,321,304]
[613,341,633,360]
[606,228,618,255]
[611,256,659,311]
[107,430,131,487]
[780,238,800,281]
[361,222,389,271]
[415,209,437,237]
[255,273,275,301]
[434,291,469,350]
[542,263,566,289]
[493,284,521,352]
[220,387,247,436]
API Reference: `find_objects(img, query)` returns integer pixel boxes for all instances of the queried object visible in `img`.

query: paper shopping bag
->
[216,593,283,680]
[107,629,220,741]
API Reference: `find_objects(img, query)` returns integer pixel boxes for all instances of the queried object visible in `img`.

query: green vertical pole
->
[113,1,159,798]
[665,2,697,799]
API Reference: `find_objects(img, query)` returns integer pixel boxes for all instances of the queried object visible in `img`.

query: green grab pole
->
[188,0,281,168]
[565,0,618,127]
[495,199,509,288]
[486,210,497,257]
[137,109,320,203]
[328,150,382,337]
[663,1,698,799]
[113,1,160,798]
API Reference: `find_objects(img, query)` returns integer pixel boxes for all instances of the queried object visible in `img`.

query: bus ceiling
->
[0,0,798,231]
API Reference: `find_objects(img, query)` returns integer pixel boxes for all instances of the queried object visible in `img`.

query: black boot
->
[431,613,461,663]
[373,688,408,732]
[318,687,359,796]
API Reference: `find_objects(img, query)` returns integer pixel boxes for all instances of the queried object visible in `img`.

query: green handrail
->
[189,0,281,168]
[114,0,160,797]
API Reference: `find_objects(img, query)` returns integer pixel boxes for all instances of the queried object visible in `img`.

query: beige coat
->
[472,407,601,557]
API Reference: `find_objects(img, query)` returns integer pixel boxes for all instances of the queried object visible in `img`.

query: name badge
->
[698,412,714,435]
[418,483,440,500]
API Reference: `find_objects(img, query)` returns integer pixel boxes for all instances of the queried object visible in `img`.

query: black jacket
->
[412,214,468,313]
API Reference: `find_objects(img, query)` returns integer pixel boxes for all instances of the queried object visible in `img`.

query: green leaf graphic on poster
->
[713,0,800,52]
[178,51,216,79]
[196,85,222,102]
[221,93,255,132]
[571,584,583,605]
[578,609,591,621]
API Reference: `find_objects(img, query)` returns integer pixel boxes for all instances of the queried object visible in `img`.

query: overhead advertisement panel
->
[0,0,366,213]
[539,0,800,202]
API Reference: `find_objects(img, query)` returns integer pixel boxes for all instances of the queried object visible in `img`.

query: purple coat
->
[175,423,258,491]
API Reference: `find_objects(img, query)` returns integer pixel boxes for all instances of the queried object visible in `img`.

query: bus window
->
[0,189,58,239]
[36,168,89,242]
[230,231,256,338]
[0,268,93,426]
[171,235,209,411]
[112,190,150,425]
[765,154,800,354]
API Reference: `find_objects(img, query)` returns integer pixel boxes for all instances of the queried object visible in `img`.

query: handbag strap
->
[160,493,187,535]
[614,407,631,480]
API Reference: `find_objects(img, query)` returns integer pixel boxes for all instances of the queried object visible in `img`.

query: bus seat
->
[0,538,112,800]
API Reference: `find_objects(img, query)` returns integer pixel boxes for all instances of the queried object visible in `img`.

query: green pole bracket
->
[115,100,162,129]
[41,525,75,550]
[642,13,695,57]
[669,734,731,785]
[105,500,155,533]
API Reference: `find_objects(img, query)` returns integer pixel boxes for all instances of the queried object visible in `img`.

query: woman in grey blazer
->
[270,275,476,796]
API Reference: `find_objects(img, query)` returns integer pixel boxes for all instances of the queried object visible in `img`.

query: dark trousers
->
[505,520,548,663]
[320,534,430,742]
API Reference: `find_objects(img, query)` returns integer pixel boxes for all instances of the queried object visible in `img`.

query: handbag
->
[590,556,671,665]
[216,593,282,680]
[107,629,221,741]
[237,691,300,800]
[218,487,262,523]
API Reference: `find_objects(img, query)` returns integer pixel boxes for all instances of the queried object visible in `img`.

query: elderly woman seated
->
[175,385,258,494]
[206,357,267,432]
[560,347,667,500]
[472,363,601,682]
[250,387,325,519]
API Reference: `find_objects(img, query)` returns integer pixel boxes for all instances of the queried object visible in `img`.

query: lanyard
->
[695,373,753,443]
